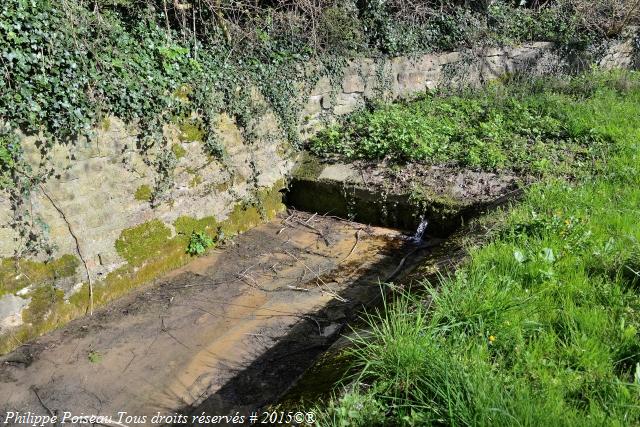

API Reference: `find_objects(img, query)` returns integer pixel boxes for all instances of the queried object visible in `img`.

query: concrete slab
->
[0,212,426,425]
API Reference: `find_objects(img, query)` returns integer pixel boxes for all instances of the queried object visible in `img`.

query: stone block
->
[333,93,363,116]
[397,71,427,93]
[438,51,463,65]
[301,95,324,117]
[321,94,333,110]
[342,74,366,94]
[310,76,332,97]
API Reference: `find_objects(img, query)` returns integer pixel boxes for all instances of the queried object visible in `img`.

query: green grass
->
[314,71,640,426]
[309,72,640,177]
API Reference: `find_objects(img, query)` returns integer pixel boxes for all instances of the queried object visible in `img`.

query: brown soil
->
[354,161,521,203]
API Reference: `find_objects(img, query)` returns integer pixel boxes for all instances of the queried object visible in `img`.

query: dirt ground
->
[352,160,521,203]
[0,212,434,426]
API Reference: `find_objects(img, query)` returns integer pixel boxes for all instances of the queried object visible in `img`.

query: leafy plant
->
[186,231,215,256]
[0,132,18,190]
[309,73,622,176]
[87,350,102,363]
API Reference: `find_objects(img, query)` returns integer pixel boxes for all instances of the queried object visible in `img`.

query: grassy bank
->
[314,71,640,426]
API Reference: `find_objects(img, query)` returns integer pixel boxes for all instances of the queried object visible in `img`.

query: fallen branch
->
[291,218,330,246]
[284,249,347,302]
[287,285,310,292]
[342,228,363,263]
[31,386,55,418]
[160,317,190,350]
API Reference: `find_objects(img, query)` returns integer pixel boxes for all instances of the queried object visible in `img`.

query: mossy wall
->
[0,254,79,297]
[0,180,285,354]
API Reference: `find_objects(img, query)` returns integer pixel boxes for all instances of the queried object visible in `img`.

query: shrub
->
[561,0,640,37]
[319,5,365,53]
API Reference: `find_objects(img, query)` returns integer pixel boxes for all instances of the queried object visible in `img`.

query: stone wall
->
[0,38,635,349]
[299,42,565,137]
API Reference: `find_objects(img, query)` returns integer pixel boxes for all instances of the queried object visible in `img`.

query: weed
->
[87,350,102,364]
[134,185,152,202]
[308,72,631,178]
[186,231,215,256]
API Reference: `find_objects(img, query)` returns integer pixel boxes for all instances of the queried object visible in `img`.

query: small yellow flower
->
[488,335,496,344]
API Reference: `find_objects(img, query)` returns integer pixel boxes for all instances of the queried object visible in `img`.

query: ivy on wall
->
[0,0,627,258]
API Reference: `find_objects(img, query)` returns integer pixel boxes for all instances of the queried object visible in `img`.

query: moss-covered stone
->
[221,179,286,235]
[174,215,218,237]
[206,180,231,194]
[0,255,79,297]
[134,184,153,202]
[0,283,74,355]
[258,178,287,219]
[221,203,263,236]
[22,284,65,326]
[70,237,188,310]
[179,118,205,143]
[173,84,193,102]
[292,152,324,180]
[114,219,172,266]
[171,143,187,159]
[189,174,203,188]
[408,184,464,218]
[100,117,111,131]
[287,174,467,236]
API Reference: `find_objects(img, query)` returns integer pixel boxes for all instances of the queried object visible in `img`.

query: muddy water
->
[276,232,466,409]
[0,212,432,426]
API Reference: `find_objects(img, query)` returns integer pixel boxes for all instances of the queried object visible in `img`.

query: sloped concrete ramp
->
[0,212,427,426]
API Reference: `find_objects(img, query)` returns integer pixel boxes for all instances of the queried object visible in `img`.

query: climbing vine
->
[0,0,629,261]
[0,127,54,258]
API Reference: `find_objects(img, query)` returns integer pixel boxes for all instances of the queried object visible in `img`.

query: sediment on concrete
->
[286,154,519,236]
[0,212,434,423]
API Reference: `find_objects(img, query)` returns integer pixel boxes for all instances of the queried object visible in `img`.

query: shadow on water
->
[175,231,437,426]
[176,185,523,426]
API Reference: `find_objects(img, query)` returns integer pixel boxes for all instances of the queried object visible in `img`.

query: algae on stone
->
[114,219,172,266]
[173,84,193,102]
[257,178,286,219]
[100,117,111,131]
[171,143,187,159]
[189,174,203,188]
[408,184,465,217]
[179,118,205,143]
[292,152,324,181]
[0,255,79,297]
[134,184,153,202]
[174,216,218,238]
[221,180,286,235]
[22,284,65,326]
